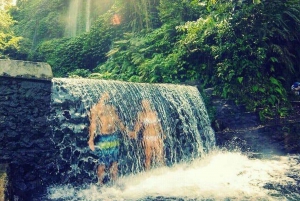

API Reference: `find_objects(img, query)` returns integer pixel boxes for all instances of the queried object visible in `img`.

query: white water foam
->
[47,150,299,201]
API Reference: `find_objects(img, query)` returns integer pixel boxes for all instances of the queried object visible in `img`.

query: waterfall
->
[49,78,215,185]
[64,0,116,37]
[65,0,92,37]
[65,0,80,37]
[86,0,91,32]
[45,78,300,201]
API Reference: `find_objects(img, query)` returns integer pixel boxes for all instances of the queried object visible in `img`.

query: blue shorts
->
[94,131,120,166]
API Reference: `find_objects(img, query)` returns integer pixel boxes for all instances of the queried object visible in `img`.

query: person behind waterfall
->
[291,82,300,95]
[131,99,165,170]
[88,92,126,185]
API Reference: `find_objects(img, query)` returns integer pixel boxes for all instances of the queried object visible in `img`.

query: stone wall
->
[0,59,52,80]
[0,60,56,201]
[0,77,58,201]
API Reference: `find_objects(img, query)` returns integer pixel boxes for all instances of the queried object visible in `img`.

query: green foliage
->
[94,23,183,83]
[159,0,205,24]
[31,16,114,77]
[0,8,14,31]
[0,6,29,59]
[91,0,300,120]
[68,69,91,78]
[0,33,30,59]
[12,0,67,46]
[116,0,160,32]
[175,0,300,119]
[5,0,300,121]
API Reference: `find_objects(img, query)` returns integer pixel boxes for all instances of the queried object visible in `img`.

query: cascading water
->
[64,0,116,37]
[45,78,300,201]
[86,0,91,32]
[64,0,93,37]
[46,78,215,200]
[65,0,80,37]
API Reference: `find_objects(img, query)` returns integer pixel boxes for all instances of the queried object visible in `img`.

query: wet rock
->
[211,96,300,155]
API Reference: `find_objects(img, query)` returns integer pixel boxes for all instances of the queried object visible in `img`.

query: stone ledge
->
[0,59,53,81]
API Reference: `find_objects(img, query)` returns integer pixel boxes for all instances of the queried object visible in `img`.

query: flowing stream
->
[45,78,299,201]
[47,151,300,201]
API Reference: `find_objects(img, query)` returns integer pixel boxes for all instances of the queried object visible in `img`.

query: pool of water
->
[45,150,300,201]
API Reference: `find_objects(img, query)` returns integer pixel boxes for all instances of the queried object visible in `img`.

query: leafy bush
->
[176,0,300,119]
[7,0,300,120]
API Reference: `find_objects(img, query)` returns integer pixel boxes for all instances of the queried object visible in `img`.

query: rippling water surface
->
[47,150,300,201]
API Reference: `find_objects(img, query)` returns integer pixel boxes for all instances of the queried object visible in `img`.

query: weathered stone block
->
[0,59,53,80]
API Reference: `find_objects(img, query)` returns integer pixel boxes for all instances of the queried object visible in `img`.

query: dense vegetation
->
[1,0,300,120]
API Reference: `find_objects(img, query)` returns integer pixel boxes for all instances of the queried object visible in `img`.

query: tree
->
[12,0,68,47]
[177,0,300,119]
[0,3,29,59]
